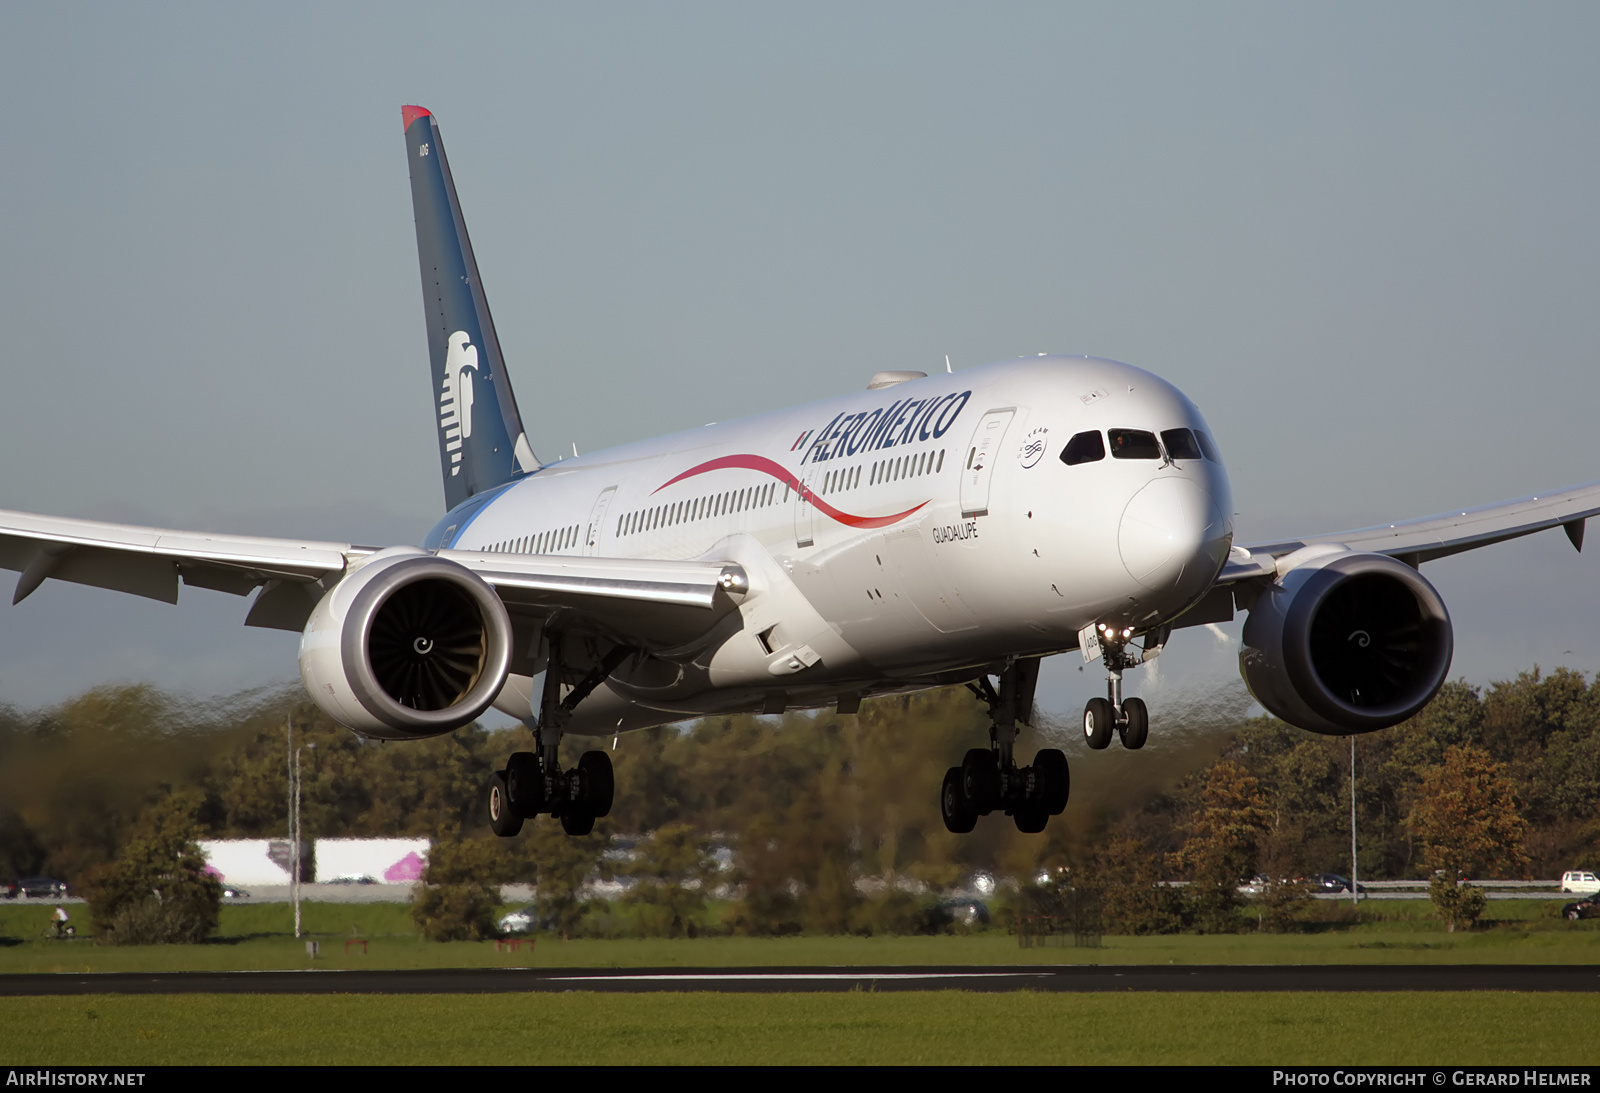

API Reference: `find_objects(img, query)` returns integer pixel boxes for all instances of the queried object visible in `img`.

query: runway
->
[2,964,1598,995]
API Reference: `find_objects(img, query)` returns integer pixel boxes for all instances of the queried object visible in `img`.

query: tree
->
[523,821,610,940]
[1084,837,1182,935]
[412,838,507,941]
[1409,745,1528,931]
[1171,761,1271,933]
[622,824,716,937]
[83,793,221,945]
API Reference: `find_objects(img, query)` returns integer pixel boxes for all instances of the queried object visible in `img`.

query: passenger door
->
[959,408,1015,518]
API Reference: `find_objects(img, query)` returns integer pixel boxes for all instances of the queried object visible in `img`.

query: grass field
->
[2,991,1597,1065]
[2,899,1598,974]
[4,901,1597,1065]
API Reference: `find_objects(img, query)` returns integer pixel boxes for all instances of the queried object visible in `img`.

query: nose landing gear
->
[1081,624,1164,751]
[940,658,1069,835]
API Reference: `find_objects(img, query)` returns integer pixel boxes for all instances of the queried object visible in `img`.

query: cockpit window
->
[1108,429,1160,459]
[1194,430,1221,462]
[1060,430,1105,466]
[1160,428,1202,461]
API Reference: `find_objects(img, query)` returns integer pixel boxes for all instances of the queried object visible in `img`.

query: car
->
[1560,871,1599,894]
[1309,873,1366,895]
[326,875,377,885]
[16,877,68,899]
[931,898,991,928]
[1562,895,1600,921]
[497,904,539,934]
[219,885,250,899]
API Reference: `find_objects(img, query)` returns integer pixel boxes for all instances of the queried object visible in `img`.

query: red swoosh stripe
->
[654,454,928,530]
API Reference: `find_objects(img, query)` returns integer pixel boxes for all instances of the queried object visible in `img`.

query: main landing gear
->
[487,640,628,838]
[941,658,1069,835]
[1081,625,1164,752]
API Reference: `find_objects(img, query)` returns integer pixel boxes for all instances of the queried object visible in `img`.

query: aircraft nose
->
[1118,476,1228,595]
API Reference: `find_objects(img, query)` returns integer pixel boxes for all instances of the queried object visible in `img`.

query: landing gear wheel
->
[577,751,615,818]
[960,748,1000,813]
[1013,806,1048,834]
[1033,748,1070,814]
[487,771,523,837]
[560,808,596,836]
[940,767,977,833]
[1119,697,1149,750]
[505,751,544,818]
[1083,698,1114,750]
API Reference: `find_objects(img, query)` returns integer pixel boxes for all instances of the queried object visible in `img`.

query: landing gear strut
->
[1082,624,1164,751]
[940,658,1069,835]
[487,639,626,838]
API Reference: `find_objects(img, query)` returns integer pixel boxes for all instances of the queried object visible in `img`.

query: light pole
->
[285,716,296,937]
[286,714,313,939]
[293,739,303,938]
[1349,735,1360,907]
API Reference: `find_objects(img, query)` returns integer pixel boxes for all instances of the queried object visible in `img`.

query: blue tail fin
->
[403,105,539,511]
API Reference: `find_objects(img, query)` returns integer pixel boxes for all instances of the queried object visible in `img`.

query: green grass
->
[2,899,1596,974]
[5,900,1596,1065]
[1,992,1597,1065]
[2,926,1598,975]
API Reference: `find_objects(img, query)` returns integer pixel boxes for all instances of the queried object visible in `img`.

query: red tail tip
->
[401,105,432,131]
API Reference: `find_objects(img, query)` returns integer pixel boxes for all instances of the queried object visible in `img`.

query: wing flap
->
[441,550,744,609]
[440,549,749,649]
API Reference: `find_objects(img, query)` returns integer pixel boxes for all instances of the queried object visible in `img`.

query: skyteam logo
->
[440,331,478,476]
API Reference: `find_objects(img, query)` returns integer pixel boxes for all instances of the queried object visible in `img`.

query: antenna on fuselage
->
[945,355,953,373]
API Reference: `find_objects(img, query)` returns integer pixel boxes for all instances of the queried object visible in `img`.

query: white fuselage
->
[447,355,1234,734]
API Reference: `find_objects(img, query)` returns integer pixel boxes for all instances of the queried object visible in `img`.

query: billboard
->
[313,839,430,884]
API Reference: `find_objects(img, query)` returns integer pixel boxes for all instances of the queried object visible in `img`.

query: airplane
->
[3,105,1598,838]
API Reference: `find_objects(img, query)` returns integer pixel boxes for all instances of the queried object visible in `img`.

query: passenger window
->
[1060,431,1105,466]
[1195,430,1221,462]
[1160,428,1202,461]
[1108,429,1160,459]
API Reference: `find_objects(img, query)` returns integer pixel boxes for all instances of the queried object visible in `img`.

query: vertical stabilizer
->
[403,106,539,511]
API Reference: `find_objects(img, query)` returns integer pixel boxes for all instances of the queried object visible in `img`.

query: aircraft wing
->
[0,508,356,606]
[0,508,744,649]
[1216,479,1600,584]
[434,549,748,649]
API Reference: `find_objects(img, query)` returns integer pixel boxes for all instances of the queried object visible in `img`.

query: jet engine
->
[1239,546,1452,735]
[299,547,513,740]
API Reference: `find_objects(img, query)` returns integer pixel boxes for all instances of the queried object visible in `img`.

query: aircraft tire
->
[505,751,544,817]
[960,748,1000,813]
[1120,698,1149,750]
[578,751,615,817]
[1013,807,1048,834]
[1083,698,1115,750]
[1033,748,1070,814]
[560,808,596,837]
[940,768,977,833]
[487,772,524,838]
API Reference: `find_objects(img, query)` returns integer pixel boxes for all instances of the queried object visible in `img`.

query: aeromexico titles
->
[440,382,977,550]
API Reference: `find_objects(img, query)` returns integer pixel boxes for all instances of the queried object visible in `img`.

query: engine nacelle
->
[1239,546,1452,735]
[299,547,513,740]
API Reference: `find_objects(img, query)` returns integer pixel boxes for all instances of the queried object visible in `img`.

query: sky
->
[1,2,1598,722]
